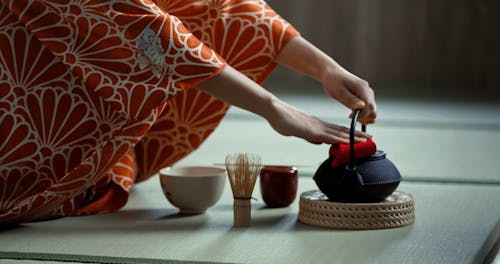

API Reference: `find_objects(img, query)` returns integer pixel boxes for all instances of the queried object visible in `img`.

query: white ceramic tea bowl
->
[159,166,226,214]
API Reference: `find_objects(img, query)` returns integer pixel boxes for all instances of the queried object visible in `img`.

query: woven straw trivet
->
[298,190,415,230]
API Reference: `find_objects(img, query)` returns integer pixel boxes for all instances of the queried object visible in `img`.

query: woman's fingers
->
[357,103,377,124]
[307,131,369,145]
[347,81,377,124]
[349,104,377,124]
[324,123,371,138]
[329,82,377,125]
[329,85,366,110]
[312,122,372,145]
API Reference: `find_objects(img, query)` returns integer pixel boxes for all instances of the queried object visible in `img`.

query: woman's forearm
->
[195,65,277,119]
[275,36,341,84]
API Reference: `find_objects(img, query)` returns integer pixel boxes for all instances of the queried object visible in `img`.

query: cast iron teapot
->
[313,109,402,203]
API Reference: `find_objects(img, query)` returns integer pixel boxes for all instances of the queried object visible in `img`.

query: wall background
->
[265,0,500,101]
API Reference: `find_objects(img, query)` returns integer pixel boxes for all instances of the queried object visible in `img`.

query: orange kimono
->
[0,0,298,223]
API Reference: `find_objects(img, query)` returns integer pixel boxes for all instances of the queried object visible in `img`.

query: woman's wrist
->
[264,94,283,122]
[318,62,342,85]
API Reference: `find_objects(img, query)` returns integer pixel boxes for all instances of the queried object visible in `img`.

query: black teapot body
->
[313,110,402,203]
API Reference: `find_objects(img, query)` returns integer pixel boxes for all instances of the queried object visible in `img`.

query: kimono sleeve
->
[4,0,227,120]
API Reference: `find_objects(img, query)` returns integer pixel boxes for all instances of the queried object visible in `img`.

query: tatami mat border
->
[297,172,500,186]
[0,251,232,264]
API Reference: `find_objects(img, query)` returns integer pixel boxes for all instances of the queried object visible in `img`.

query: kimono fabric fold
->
[0,0,299,223]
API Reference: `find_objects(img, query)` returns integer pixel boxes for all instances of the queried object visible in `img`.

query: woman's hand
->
[265,97,371,145]
[276,36,377,125]
[320,66,377,125]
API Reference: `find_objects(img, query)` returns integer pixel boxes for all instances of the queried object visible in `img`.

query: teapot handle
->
[348,109,366,169]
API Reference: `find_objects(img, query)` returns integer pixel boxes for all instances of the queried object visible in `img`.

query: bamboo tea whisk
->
[225,153,262,227]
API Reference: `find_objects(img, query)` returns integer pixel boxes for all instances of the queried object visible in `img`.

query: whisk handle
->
[233,198,251,227]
